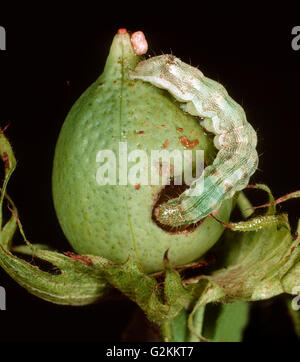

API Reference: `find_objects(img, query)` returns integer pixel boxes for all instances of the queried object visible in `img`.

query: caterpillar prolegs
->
[130,55,259,227]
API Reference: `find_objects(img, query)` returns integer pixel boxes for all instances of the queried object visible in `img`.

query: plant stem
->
[237,191,254,219]
[186,305,206,342]
[160,320,173,342]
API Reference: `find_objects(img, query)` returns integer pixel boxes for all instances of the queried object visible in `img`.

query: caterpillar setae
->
[129,55,259,227]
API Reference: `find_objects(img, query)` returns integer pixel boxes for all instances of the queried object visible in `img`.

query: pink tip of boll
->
[117,28,127,34]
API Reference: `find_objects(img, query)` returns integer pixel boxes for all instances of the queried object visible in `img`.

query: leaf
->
[0,131,16,229]
[206,219,300,301]
[0,132,111,306]
[12,243,56,254]
[202,301,250,342]
[89,255,195,326]
[171,308,189,342]
[282,260,300,295]
[184,185,300,340]
[0,245,111,305]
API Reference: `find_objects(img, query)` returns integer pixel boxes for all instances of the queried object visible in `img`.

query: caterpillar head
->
[154,194,211,227]
[154,199,186,227]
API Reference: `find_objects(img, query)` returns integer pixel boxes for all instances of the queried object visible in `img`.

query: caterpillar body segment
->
[130,55,258,227]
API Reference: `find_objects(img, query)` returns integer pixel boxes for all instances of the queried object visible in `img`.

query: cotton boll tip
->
[117,28,128,34]
[130,31,148,55]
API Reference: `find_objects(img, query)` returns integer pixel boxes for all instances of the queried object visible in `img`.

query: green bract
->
[52,31,233,273]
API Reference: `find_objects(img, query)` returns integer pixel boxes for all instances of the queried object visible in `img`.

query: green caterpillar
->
[130,55,258,227]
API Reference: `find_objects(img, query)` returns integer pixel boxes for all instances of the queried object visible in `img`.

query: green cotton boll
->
[52,30,233,273]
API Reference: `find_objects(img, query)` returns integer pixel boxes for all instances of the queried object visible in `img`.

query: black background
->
[0,6,299,342]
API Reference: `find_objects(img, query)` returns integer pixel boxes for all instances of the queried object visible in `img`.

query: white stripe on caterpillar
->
[129,55,259,227]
